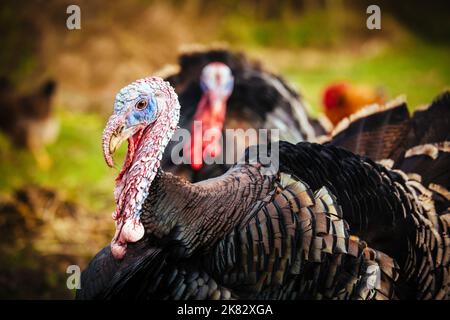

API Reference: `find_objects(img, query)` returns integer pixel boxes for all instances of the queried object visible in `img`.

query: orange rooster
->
[322,82,386,126]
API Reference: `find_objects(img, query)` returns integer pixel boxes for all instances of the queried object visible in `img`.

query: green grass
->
[0,40,448,214]
[219,7,360,48]
[220,8,450,115]
[0,110,126,213]
[279,41,450,115]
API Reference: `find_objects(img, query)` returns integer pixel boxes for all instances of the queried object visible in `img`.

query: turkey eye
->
[135,99,147,110]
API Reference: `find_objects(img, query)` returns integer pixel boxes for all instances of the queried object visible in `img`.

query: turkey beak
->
[109,127,126,155]
[102,115,137,168]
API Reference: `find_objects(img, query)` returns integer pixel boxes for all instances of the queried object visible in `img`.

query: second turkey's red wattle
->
[189,91,227,170]
[187,62,234,170]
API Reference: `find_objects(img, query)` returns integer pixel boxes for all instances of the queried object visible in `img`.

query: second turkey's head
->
[102,77,180,259]
[188,62,234,170]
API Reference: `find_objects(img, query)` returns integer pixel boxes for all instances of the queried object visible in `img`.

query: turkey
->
[77,77,449,300]
[159,48,325,182]
[0,77,58,169]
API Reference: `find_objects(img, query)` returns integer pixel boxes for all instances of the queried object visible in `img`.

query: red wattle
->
[116,129,143,183]
[189,93,226,170]
[191,118,204,170]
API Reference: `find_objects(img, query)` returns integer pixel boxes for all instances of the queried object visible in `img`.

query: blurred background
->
[0,0,449,299]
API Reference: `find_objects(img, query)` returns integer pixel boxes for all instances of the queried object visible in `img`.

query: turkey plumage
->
[77,78,449,300]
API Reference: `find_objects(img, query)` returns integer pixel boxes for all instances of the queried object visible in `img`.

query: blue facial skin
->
[200,78,234,94]
[112,81,160,137]
[123,94,158,129]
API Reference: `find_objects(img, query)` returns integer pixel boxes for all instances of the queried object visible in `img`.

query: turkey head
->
[102,77,180,259]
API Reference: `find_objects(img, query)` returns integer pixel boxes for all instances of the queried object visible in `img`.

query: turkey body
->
[78,140,448,300]
[78,81,449,300]
[161,49,321,182]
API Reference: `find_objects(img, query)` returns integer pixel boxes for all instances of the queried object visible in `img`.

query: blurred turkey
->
[77,77,449,300]
[322,81,386,126]
[160,48,324,181]
[0,78,59,169]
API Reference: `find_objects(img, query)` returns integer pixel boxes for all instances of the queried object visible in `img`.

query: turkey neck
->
[140,164,274,257]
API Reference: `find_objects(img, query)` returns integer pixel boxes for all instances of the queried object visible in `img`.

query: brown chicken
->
[0,78,59,169]
[322,81,386,126]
